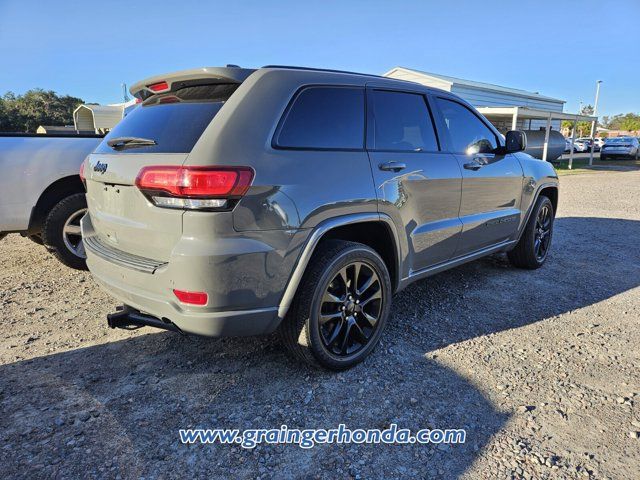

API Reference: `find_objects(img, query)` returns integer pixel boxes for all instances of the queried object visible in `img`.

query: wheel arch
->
[27,175,84,236]
[278,213,401,319]
[538,185,558,214]
[515,182,559,244]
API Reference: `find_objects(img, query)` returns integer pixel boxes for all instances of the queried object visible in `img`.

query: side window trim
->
[272,84,366,152]
[431,95,502,154]
[365,87,441,153]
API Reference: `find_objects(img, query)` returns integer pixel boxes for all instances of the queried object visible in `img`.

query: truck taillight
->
[79,161,86,186]
[135,166,254,210]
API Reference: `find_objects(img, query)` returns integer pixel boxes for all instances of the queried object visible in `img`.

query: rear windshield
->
[606,137,631,143]
[95,83,239,154]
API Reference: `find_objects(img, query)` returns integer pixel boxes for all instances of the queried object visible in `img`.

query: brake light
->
[173,289,208,306]
[135,166,254,210]
[79,161,86,185]
[147,81,169,92]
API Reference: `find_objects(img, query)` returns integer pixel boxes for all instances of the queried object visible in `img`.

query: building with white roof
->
[383,67,597,167]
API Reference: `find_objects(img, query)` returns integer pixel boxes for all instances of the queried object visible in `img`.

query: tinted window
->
[95,83,238,154]
[371,90,439,151]
[435,98,498,154]
[276,87,364,149]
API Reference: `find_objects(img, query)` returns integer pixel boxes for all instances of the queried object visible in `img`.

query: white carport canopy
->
[476,106,598,168]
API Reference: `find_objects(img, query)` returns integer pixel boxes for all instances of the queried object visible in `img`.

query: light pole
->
[589,80,603,166]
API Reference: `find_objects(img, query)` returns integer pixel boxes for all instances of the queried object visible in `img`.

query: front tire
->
[279,240,392,370]
[508,196,555,269]
[42,193,88,270]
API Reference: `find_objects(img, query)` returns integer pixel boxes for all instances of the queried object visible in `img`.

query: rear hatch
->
[86,70,251,261]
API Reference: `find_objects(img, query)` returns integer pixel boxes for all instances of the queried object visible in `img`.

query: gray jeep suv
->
[81,65,558,370]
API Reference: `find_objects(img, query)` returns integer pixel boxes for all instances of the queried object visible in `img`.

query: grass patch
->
[553,157,640,174]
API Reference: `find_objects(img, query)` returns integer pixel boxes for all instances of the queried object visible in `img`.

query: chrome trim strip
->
[400,239,517,288]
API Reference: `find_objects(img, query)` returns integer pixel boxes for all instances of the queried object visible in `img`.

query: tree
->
[619,114,640,132]
[580,104,594,116]
[600,113,640,131]
[562,104,600,137]
[0,89,85,132]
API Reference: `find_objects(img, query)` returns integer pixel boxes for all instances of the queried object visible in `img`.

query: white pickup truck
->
[0,133,103,269]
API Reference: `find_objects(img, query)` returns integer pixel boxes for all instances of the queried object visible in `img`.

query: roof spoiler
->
[129,67,255,100]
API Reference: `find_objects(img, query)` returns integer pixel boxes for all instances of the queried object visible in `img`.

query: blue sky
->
[0,0,638,117]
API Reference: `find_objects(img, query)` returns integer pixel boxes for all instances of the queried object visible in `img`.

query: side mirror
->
[505,130,527,153]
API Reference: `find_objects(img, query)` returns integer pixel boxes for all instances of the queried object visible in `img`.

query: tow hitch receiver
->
[107,306,183,334]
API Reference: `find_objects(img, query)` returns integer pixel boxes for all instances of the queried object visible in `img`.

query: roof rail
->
[261,65,386,79]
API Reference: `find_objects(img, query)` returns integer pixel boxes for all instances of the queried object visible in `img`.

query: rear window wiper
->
[107,136,157,150]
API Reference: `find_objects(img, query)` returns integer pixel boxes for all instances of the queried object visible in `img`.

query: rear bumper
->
[601,151,635,158]
[81,214,302,337]
[88,250,280,336]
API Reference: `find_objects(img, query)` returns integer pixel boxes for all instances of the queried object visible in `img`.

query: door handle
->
[379,161,407,172]
[463,161,483,171]
[464,155,491,170]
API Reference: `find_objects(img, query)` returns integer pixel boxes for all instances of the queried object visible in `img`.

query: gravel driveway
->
[1,170,639,479]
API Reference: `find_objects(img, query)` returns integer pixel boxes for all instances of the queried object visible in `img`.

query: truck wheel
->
[279,240,391,370]
[508,195,555,269]
[42,193,88,270]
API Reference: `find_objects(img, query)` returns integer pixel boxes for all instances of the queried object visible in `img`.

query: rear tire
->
[279,240,392,370]
[42,193,88,270]
[508,195,555,269]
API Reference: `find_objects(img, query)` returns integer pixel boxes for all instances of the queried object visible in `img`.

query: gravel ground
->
[1,171,639,479]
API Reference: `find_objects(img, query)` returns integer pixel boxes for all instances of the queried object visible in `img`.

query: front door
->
[432,96,524,256]
[366,87,463,273]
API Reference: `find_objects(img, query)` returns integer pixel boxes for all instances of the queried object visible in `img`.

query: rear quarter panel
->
[187,69,379,232]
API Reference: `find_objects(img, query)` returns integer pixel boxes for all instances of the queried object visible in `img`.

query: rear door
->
[85,82,239,261]
[432,96,524,257]
[366,87,462,272]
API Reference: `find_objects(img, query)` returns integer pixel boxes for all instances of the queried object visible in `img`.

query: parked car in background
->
[575,137,600,152]
[593,137,605,150]
[600,137,640,160]
[0,132,103,269]
[81,65,559,370]
[564,138,584,153]
[567,139,588,153]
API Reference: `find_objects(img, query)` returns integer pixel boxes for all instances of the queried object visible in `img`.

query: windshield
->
[95,83,239,154]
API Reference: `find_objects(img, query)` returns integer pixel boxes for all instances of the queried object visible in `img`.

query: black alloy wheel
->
[534,203,553,262]
[279,240,391,370]
[319,261,383,356]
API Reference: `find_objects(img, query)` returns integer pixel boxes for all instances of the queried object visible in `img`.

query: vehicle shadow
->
[0,216,638,479]
[391,216,640,354]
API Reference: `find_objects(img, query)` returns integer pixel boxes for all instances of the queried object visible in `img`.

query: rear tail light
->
[173,289,208,306]
[135,166,254,210]
[79,160,86,186]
